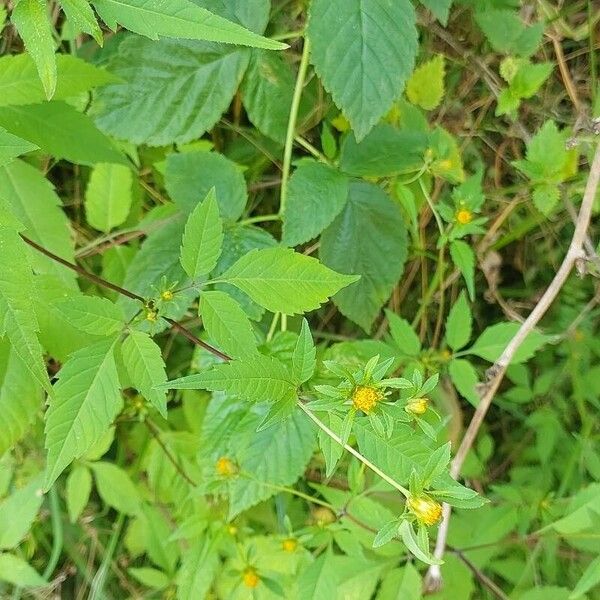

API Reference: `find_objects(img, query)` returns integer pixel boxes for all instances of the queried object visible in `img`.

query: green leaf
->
[176,536,219,599]
[94,37,250,146]
[533,183,560,216]
[386,311,421,356]
[59,0,103,44]
[467,322,549,364]
[66,464,92,523]
[0,340,42,455]
[85,162,133,232]
[121,331,168,418]
[0,159,76,288]
[130,567,170,590]
[398,520,441,565]
[0,128,37,166]
[318,414,344,477]
[0,53,115,107]
[298,552,338,599]
[569,555,600,599]
[448,359,479,407]
[92,0,285,49]
[475,10,543,57]
[199,290,258,360]
[11,0,56,99]
[0,102,126,166]
[0,227,50,392]
[320,181,408,331]
[220,247,358,315]
[282,161,349,247]
[406,55,445,111]
[55,296,125,336]
[180,189,224,279]
[162,354,297,405]
[449,239,475,300]
[0,553,47,588]
[307,0,418,140]
[165,151,247,220]
[373,519,399,548]
[90,461,142,515]
[445,291,472,351]
[0,474,44,549]
[44,337,122,488]
[377,565,422,600]
[292,319,316,384]
[419,0,452,25]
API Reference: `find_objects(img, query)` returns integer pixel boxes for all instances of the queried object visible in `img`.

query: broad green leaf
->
[448,359,479,407]
[0,553,47,588]
[547,484,600,535]
[449,239,475,300]
[320,181,408,331]
[44,337,122,488]
[373,519,399,548]
[162,354,297,405]
[467,322,549,364]
[398,521,440,565]
[0,53,115,107]
[92,0,285,49]
[0,159,76,287]
[0,227,50,392]
[94,37,250,146]
[85,162,133,232]
[180,189,223,279]
[59,0,103,44]
[130,567,170,590]
[445,291,472,351]
[386,311,421,357]
[165,151,247,220]
[298,552,338,600]
[308,0,418,140]
[419,0,452,25]
[406,55,445,111]
[121,331,168,418]
[176,536,219,600]
[220,247,358,315]
[140,504,180,573]
[377,564,422,600]
[66,464,92,523]
[282,161,349,247]
[0,340,42,456]
[570,555,600,598]
[318,413,344,477]
[0,128,37,165]
[0,474,44,549]
[199,290,258,359]
[0,102,126,166]
[90,461,142,515]
[475,10,543,57]
[11,0,57,99]
[54,296,125,336]
[292,319,316,384]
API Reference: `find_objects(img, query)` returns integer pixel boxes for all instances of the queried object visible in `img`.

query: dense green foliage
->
[1,0,600,598]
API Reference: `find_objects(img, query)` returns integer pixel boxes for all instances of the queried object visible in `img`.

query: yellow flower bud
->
[242,568,259,589]
[312,506,336,527]
[161,289,174,301]
[145,309,158,322]
[352,385,383,414]
[455,208,473,225]
[407,495,442,526]
[227,524,238,536]
[215,457,237,477]
[282,538,298,553]
[406,397,428,415]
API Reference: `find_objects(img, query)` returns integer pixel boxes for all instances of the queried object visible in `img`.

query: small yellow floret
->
[437,159,453,171]
[456,208,473,225]
[215,457,237,477]
[407,495,443,526]
[406,397,429,416]
[161,290,174,301]
[242,568,259,589]
[145,309,158,322]
[282,538,298,553]
[352,385,382,414]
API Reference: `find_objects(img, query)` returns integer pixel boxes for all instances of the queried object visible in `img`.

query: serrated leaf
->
[220,247,358,315]
[398,521,441,565]
[386,311,421,356]
[129,567,170,590]
[199,290,258,360]
[307,0,418,140]
[55,296,125,336]
[420,0,452,25]
[0,128,37,166]
[406,55,445,111]
[373,519,399,548]
[445,291,472,351]
[449,239,475,301]
[66,464,92,523]
[44,337,122,488]
[0,553,47,588]
[318,414,344,477]
[90,461,142,515]
[0,227,50,392]
[180,189,223,279]
[320,181,408,331]
[282,161,349,247]
[11,0,57,99]
[292,319,316,384]
[176,536,219,599]
[85,162,133,233]
[93,37,250,146]
[92,0,285,48]
[448,358,479,407]
[59,0,103,44]
[121,331,168,418]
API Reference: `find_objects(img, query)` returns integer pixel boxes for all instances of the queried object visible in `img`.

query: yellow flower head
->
[407,495,442,526]
[352,385,383,414]
[455,208,473,225]
[145,309,158,322]
[242,568,259,589]
[406,397,428,416]
[282,538,298,553]
[161,289,174,301]
[227,524,238,536]
[215,457,237,477]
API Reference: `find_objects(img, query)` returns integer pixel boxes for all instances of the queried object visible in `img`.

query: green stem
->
[297,402,410,497]
[244,475,335,510]
[419,178,444,236]
[294,135,328,162]
[42,486,63,580]
[238,214,281,226]
[279,38,312,216]
[88,514,125,600]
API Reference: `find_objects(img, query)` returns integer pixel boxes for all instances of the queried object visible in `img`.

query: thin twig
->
[424,142,600,591]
